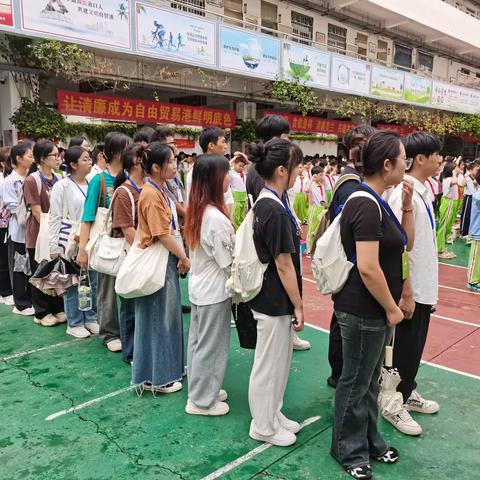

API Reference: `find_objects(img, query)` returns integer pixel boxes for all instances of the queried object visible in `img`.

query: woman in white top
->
[50,146,99,338]
[2,141,35,315]
[0,147,13,305]
[184,154,234,416]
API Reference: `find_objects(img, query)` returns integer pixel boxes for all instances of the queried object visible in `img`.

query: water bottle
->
[78,269,92,312]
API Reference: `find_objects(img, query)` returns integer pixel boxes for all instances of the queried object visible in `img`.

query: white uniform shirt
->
[230,169,246,193]
[292,175,307,194]
[309,182,326,206]
[86,164,104,182]
[442,177,460,200]
[2,170,26,243]
[465,176,476,196]
[389,175,438,306]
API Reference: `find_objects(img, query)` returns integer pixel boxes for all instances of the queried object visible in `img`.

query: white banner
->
[330,55,370,95]
[403,73,432,105]
[370,65,404,100]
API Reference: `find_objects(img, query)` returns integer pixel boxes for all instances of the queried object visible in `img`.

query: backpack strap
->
[118,185,136,224]
[331,173,361,199]
[345,191,383,220]
[254,190,285,208]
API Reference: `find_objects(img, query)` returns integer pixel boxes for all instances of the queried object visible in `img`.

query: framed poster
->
[0,0,14,28]
[403,73,432,105]
[370,65,404,100]
[330,55,370,95]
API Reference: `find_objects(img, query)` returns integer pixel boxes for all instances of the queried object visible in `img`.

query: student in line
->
[0,147,13,305]
[49,146,99,338]
[184,154,234,416]
[77,132,132,352]
[132,142,190,394]
[24,139,65,327]
[460,160,480,239]
[87,144,106,181]
[247,138,305,447]
[230,155,248,229]
[291,163,309,224]
[305,166,327,253]
[467,169,480,292]
[331,131,414,479]
[2,141,35,316]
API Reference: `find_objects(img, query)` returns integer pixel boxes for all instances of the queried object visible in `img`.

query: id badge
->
[402,250,409,280]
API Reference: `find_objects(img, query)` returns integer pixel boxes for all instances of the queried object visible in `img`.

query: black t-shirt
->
[328,166,361,221]
[249,198,302,316]
[333,185,405,319]
[246,165,265,203]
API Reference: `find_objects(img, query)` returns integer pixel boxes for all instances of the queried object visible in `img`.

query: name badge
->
[402,250,409,280]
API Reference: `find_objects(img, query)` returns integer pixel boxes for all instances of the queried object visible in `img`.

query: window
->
[291,11,313,45]
[418,51,433,73]
[224,0,243,24]
[377,39,388,63]
[171,0,205,17]
[261,1,278,36]
[461,67,471,75]
[328,23,347,53]
[394,43,412,69]
[356,33,368,59]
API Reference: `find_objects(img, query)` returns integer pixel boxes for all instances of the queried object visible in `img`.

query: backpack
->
[226,190,284,303]
[312,191,382,295]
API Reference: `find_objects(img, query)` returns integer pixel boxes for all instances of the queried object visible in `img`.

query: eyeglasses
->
[405,157,414,170]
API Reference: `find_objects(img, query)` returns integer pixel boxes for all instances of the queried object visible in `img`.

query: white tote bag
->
[35,212,51,263]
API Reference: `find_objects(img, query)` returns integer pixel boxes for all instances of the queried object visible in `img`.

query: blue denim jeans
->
[64,270,98,328]
[331,310,392,470]
[119,298,135,364]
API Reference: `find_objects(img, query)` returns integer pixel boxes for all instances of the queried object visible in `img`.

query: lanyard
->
[263,186,300,234]
[359,183,408,248]
[68,176,88,198]
[105,167,115,180]
[126,174,141,194]
[39,171,57,191]
[419,194,435,231]
[147,180,176,231]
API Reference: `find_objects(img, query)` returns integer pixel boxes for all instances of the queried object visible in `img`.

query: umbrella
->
[29,257,79,297]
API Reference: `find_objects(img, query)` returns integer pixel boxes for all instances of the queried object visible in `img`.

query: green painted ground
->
[439,237,470,268]
[1,288,479,480]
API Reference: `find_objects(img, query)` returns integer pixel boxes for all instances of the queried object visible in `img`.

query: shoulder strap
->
[118,185,136,223]
[32,171,42,196]
[346,191,382,220]
[255,190,284,208]
[331,173,361,199]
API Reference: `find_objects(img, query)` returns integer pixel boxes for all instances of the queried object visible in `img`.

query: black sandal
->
[374,446,399,464]
[346,465,373,479]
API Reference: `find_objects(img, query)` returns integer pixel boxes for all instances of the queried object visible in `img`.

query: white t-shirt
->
[292,175,307,194]
[230,169,246,193]
[425,177,441,204]
[442,177,460,200]
[2,170,26,243]
[86,164,104,182]
[186,166,234,205]
[188,206,235,306]
[324,175,335,192]
[309,182,326,206]
[465,176,476,196]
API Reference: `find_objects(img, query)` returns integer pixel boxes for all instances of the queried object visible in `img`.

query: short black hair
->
[255,115,290,142]
[133,126,155,144]
[311,166,324,175]
[199,127,224,153]
[64,146,88,174]
[361,131,402,177]
[402,131,442,161]
[68,136,87,148]
[151,127,175,143]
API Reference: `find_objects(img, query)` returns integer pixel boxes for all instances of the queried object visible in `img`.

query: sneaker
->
[34,314,58,327]
[374,446,400,464]
[66,326,91,338]
[54,312,67,324]
[467,283,480,293]
[380,392,422,436]
[292,334,311,351]
[3,295,14,306]
[182,305,191,314]
[278,411,301,433]
[144,381,182,394]
[346,465,372,479]
[185,399,229,416]
[85,322,100,334]
[217,389,228,402]
[106,339,122,352]
[12,307,34,316]
[405,390,440,414]
[249,421,297,447]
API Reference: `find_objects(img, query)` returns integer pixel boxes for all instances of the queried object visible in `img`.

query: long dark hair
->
[103,132,131,163]
[184,154,230,249]
[344,125,377,169]
[3,140,34,177]
[29,138,56,175]
[114,143,145,189]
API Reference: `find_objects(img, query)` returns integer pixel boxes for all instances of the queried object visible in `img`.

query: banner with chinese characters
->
[282,42,330,89]
[0,0,13,27]
[20,0,132,50]
[263,112,355,136]
[330,55,370,95]
[219,25,281,79]
[370,65,404,100]
[136,2,216,67]
[57,90,236,129]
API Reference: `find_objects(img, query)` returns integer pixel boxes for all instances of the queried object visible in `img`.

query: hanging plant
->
[289,133,338,142]
[232,120,257,143]
[268,79,319,116]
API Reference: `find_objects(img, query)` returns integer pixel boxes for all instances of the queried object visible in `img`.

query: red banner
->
[175,139,195,149]
[376,124,416,136]
[57,90,236,129]
[0,1,13,27]
[263,112,356,136]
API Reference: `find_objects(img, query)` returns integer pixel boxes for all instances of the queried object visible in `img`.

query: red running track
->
[302,259,480,378]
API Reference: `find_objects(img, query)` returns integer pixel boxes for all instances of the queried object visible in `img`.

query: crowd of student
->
[0,114,479,480]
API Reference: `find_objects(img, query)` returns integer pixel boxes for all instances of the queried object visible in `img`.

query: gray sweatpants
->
[187,298,232,408]
[97,272,120,344]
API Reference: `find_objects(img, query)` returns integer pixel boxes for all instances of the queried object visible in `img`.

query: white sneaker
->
[34,314,58,327]
[3,295,14,306]
[405,390,440,414]
[13,307,35,316]
[85,322,100,335]
[249,421,297,447]
[292,333,311,351]
[66,326,91,338]
[278,411,301,433]
[217,389,228,402]
[380,391,422,436]
[185,399,229,416]
[54,312,67,324]
[144,381,183,394]
[106,339,122,352]
[0,296,4,304]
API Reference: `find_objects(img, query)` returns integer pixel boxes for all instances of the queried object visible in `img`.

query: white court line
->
[302,277,316,285]
[439,262,467,270]
[420,361,480,381]
[200,416,321,480]
[439,284,479,295]
[0,339,82,362]
[46,385,134,421]
[432,314,479,328]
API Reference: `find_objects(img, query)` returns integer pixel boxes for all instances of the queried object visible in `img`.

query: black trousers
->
[460,195,472,237]
[393,302,432,403]
[27,248,64,320]
[328,312,343,381]
[0,228,12,297]
[7,239,32,311]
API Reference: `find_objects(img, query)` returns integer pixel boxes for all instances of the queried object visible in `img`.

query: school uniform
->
[437,177,460,253]
[292,175,309,224]
[461,176,476,237]
[467,189,480,286]
[306,182,327,253]
[230,169,247,229]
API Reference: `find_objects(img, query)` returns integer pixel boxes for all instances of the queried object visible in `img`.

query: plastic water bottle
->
[78,269,92,312]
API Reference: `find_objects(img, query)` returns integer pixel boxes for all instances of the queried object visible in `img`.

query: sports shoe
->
[373,446,399,464]
[13,306,35,316]
[85,322,100,334]
[380,392,422,436]
[185,399,229,416]
[292,334,311,351]
[346,465,372,479]
[467,283,480,293]
[66,326,91,338]
[54,312,67,324]
[34,314,58,327]
[144,381,182,394]
[217,389,228,402]
[249,421,297,447]
[3,295,14,306]
[278,411,301,433]
[405,390,440,414]
[106,339,122,352]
